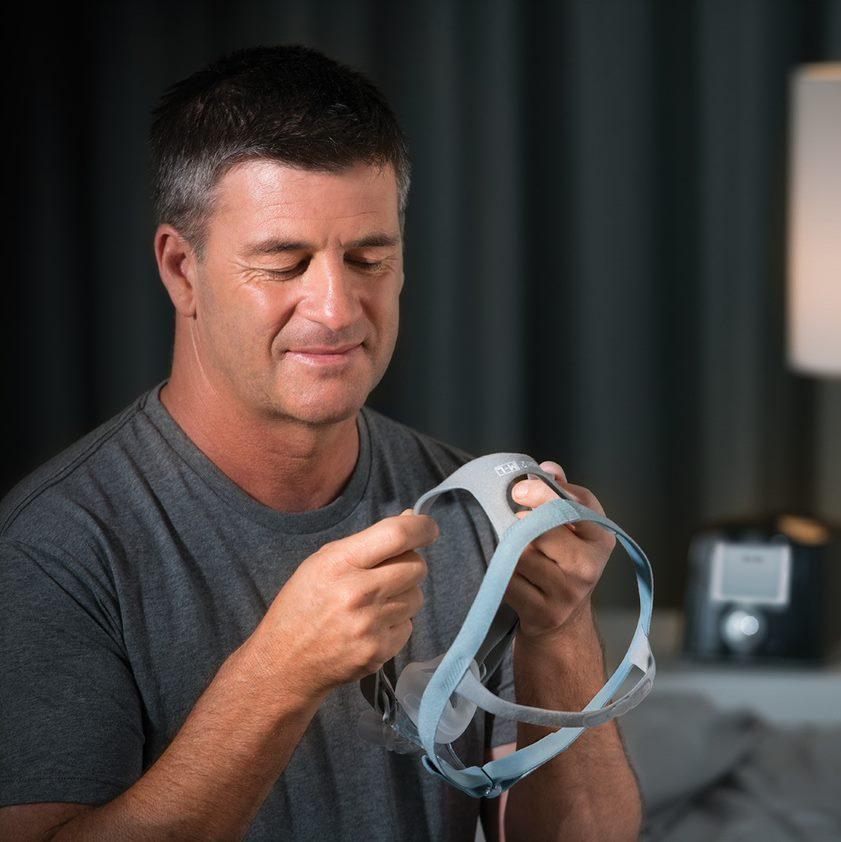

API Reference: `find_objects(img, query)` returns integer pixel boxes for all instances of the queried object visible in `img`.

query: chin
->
[280,388,367,427]
[297,405,359,427]
[270,358,381,426]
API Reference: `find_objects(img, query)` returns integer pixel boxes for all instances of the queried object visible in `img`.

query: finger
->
[523,475,608,538]
[379,583,425,625]
[511,477,554,505]
[370,549,428,597]
[538,461,578,518]
[515,524,606,591]
[538,460,568,487]
[563,482,604,516]
[513,545,568,599]
[511,477,578,534]
[513,478,614,548]
[560,482,619,547]
[523,518,586,568]
[333,513,440,570]
[504,569,547,618]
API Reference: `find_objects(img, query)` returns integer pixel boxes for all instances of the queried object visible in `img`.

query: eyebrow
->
[242,232,401,258]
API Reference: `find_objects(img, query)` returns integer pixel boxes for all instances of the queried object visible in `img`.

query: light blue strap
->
[411,453,577,698]
[416,497,655,797]
[457,621,653,727]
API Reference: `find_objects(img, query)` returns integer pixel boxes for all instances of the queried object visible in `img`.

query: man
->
[0,45,642,840]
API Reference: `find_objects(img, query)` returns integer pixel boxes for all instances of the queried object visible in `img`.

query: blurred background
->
[3,0,840,610]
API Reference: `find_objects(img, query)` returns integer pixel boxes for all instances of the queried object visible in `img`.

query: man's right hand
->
[241,509,439,703]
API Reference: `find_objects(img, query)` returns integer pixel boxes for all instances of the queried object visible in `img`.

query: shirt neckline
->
[139,379,372,534]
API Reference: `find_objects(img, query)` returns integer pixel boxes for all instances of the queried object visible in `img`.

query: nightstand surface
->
[598,607,841,725]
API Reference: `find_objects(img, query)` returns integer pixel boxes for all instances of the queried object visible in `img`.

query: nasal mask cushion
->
[358,453,655,799]
[394,654,481,744]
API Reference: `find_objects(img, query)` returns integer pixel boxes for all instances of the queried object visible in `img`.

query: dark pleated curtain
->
[4,0,841,608]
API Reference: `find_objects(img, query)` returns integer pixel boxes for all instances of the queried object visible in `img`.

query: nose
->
[296,253,364,332]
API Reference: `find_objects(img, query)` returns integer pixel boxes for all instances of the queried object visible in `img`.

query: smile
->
[285,344,363,366]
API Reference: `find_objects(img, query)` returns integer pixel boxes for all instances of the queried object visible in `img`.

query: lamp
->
[680,64,841,665]
[787,63,841,377]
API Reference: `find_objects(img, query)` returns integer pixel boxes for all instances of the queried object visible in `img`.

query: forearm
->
[48,638,325,841]
[503,604,642,842]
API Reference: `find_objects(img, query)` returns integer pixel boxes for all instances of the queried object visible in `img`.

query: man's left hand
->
[503,461,616,642]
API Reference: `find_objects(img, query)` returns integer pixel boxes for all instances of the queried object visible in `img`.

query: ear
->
[155,224,199,317]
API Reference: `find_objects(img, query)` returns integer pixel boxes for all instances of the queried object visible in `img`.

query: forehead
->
[208,159,400,246]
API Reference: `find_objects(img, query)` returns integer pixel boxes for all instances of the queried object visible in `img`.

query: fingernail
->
[512,483,528,501]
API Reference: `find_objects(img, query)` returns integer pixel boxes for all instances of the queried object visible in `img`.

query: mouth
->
[284,342,364,366]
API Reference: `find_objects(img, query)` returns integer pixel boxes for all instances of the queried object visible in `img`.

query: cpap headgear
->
[358,453,655,799]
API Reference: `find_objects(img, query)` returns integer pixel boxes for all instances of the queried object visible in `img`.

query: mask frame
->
[358,453,655,799]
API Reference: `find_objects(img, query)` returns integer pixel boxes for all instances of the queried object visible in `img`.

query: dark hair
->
[149,44,411,259]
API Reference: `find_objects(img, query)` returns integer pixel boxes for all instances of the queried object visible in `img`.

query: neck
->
[160,351,361,515]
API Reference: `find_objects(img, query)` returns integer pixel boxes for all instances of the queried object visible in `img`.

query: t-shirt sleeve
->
[0,539,144,807]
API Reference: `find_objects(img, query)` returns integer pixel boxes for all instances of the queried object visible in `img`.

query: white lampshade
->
[787,63,841,378]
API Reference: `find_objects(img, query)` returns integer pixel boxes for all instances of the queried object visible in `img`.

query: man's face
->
[191,159,403,426]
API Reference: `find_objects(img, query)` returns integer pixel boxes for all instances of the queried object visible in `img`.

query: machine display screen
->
[709,541,791,605]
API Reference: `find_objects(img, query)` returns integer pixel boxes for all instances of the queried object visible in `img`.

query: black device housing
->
[683,513,841,664]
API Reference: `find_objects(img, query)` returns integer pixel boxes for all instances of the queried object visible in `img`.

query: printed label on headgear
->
[493,459,537,477]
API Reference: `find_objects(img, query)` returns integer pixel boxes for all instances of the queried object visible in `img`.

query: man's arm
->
[0,639,327,841]
[502,605,643,841]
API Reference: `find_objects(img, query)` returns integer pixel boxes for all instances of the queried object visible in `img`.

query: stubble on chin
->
[258,359,372,427]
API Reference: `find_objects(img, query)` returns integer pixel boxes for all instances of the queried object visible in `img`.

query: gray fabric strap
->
[361,454,555,720]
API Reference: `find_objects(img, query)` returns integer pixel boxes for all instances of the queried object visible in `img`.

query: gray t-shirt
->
[0,381,516,841]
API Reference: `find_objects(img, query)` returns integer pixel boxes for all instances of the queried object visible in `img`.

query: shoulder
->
[0,385,160,545]
[0,389,162,643]
[361,404,477,484]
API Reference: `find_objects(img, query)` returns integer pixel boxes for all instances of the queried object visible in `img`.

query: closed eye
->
[259,256,387,280]
[264,259,309,279]
[347,258,384,271]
